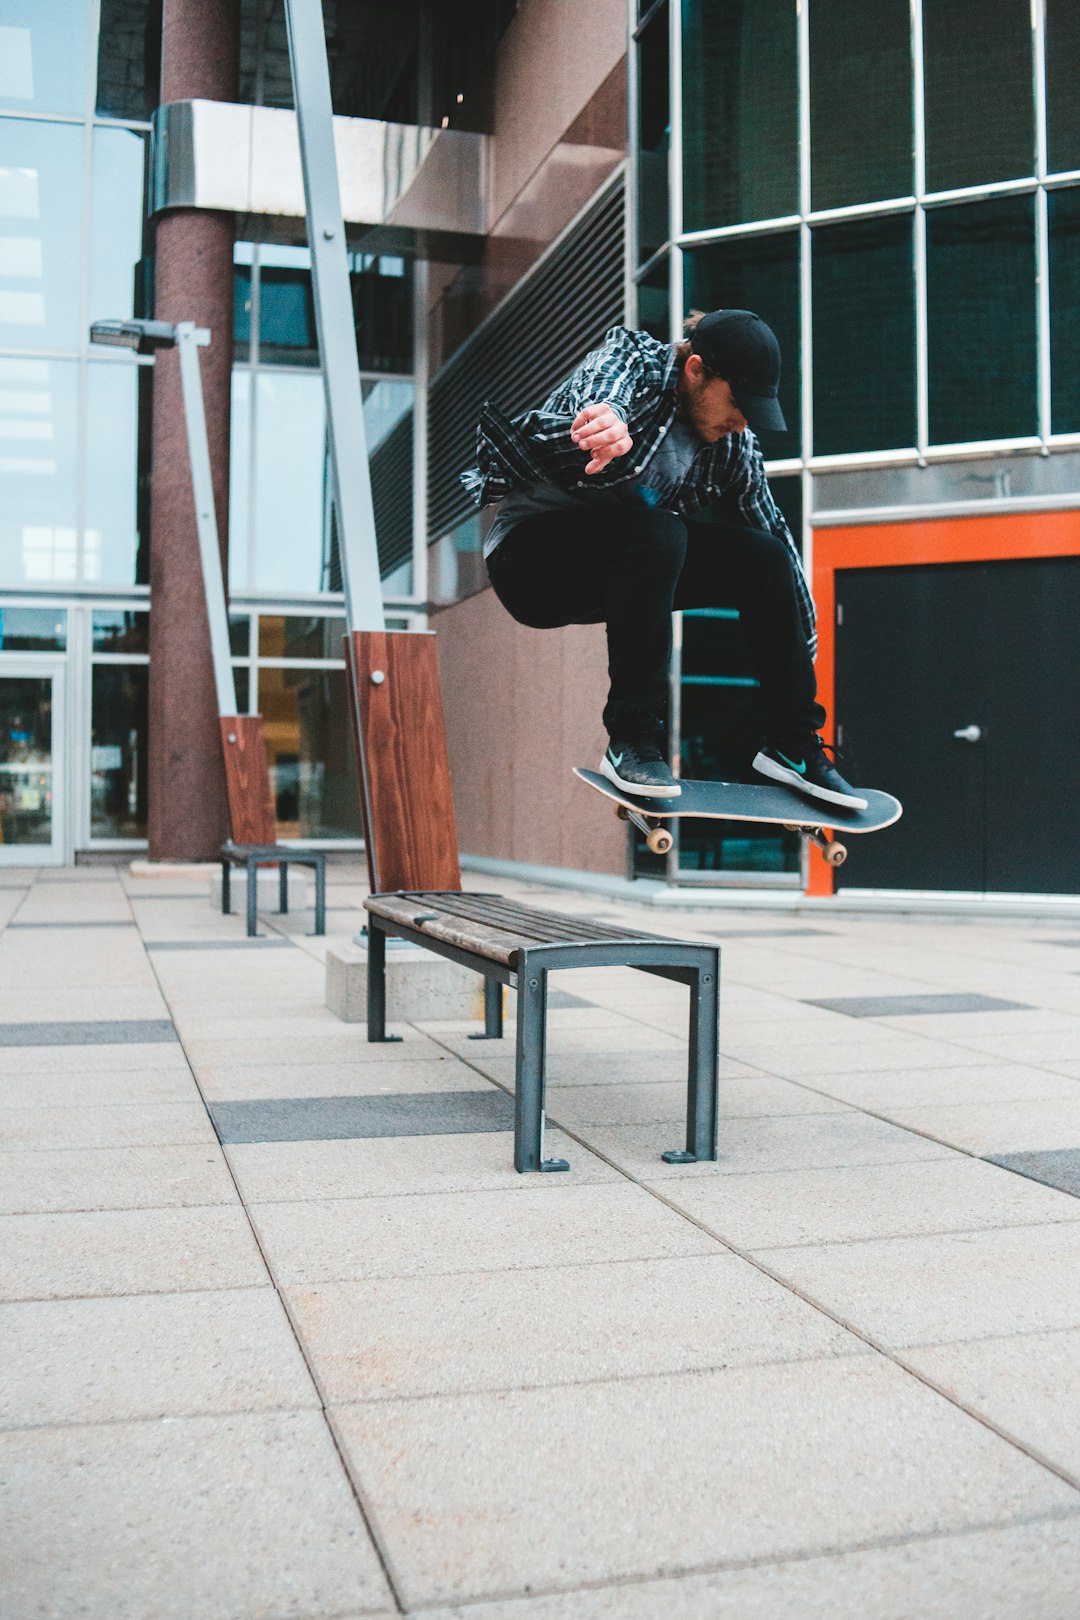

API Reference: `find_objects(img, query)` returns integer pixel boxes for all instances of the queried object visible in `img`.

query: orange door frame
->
[809,506,1080,897]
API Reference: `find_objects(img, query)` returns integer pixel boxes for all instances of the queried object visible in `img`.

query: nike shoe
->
[600,739,681,799]
[753,736,868,811]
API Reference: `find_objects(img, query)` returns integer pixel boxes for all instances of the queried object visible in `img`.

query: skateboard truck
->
[783,823,848,866]
[615,803,674,856]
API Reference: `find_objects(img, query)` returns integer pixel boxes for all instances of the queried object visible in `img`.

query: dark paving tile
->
[210,1090,515,1144]
[807,993,1031,1018]
[0,1020,178,1048]
[6,921,135,931]
[546,990,596,1009]
[987,1150,1080,1198]
[1047,939,1080,948]
[146,938,295,951]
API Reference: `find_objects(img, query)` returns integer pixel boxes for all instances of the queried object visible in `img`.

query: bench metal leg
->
[246,857,259,938]
[469,977,504,1040]
[664,954,720,1164]
[366,921,402,1043]
[514,967,568,1173]
[313,859,326,935]
[279,861,289,914]
[221,859,231,916]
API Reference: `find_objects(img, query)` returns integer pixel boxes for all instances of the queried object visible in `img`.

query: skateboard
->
[575,768,903,865]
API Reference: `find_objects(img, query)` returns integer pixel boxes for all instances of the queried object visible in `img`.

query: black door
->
[834,555,1080,894]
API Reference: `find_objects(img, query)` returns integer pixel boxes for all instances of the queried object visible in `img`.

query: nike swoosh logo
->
[608,750,623,767]
[777,750,807,775]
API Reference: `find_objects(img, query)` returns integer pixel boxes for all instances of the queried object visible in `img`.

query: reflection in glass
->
[682,0,797,231]
[809,0,912,210]
[85,362,148,584]
[90,664,147,839]
[1047,1,1080,175]
[228,614,250,658]
[1049,187,1080,434]
[683,232,801,454]
[0,357,78,587]
[0,674,53,846]
[92,609,146,654]
[367,380,414,586]
[258,616,347,660]
[812,215,916,456]
[232,244,413,372]
[926,196,1036,445]
[636,3,670,265]
[228,369,252,594]
[0,120,83,352]
[923,0,1034,193]
[258,246,318,367]
[0,606,66,650]
[0,1,89,116]
[257,665,361,839]
[88,128,148,329]
[353,254,412,373]
[636,257,669,342]
[251,370,327,595]
[95,0,160,120]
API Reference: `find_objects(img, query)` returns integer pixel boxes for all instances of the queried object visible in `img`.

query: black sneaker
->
[753,736,868,811]
[600,739,681,799]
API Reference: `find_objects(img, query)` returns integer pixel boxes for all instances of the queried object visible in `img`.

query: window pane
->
[95,0,160,120]
[228,369,252,594]
[683,232,801,454]
[0,1,89,116]
[257,665,361,839]
[1047,1,1080,174]
[258,615,347,661]
[250,370,328,595]
[0,673,53,845]
[84,361,150,585]
[367,380,414,587]
[88,128,148,329]
[92,610,146,653]
[636,257,669,341]
[926,196,1036,445]
[90,663,148,839]
[812,214,916,455]
[0,357,78,586]
[1049,186,1080,434]
[0,120,82,352]
[923,0,1034,192]
[682,0,798,231]
[228,614,249,657]
[0,605,66,650]
[354,254,413,374]
[809,0,912,210]
[636,2,669,264]
[257,251,318,368]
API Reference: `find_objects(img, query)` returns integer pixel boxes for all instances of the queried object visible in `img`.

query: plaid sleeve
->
[720,433,817,656]
[542,327,648,422]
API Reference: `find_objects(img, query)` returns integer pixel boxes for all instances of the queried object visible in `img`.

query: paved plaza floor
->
[2,862,1080,1617]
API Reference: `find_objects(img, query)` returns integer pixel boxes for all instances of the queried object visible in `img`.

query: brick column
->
[147,0,240,859]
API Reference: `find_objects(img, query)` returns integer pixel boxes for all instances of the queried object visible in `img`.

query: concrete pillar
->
[148,0,240,859]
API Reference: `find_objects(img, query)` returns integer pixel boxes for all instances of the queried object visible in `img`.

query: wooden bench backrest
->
[220,716,277,845]
[347,629,462,894]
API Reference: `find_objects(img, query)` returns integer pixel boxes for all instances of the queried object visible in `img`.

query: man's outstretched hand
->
[571,403,633,475]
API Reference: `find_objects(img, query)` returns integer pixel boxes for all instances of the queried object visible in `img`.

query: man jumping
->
[462,309,866,810]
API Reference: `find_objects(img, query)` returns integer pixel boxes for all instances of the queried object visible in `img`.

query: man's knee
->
[622,507,689,571]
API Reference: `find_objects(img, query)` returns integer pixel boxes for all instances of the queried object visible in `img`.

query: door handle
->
[953,724,983,743]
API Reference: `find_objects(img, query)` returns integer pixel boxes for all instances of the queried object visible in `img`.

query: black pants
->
[485,504,826,744]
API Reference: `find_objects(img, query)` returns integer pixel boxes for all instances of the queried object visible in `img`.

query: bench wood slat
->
[392,891,666,947]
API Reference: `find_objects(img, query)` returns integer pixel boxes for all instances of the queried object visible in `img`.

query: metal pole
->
[175,322,239,717]
[283,0,386,633]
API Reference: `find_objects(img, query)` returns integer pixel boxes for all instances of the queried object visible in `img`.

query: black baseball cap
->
[689,309,787,434]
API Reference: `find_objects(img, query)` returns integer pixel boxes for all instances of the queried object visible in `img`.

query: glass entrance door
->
[0,662,65,865]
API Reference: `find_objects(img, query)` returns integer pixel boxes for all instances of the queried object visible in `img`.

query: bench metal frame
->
[221,844,327,938]
[365,897,720,1174]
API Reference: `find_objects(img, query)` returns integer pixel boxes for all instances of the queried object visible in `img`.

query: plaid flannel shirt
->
[461,324,816,654]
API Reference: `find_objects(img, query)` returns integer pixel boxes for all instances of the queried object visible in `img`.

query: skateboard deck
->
[575,768,902,864]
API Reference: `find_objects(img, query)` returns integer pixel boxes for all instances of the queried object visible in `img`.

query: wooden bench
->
[219,717,327,938]
[364,889,720,1174]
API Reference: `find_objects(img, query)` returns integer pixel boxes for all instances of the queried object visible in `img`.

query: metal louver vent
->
[371,410,414,579]
[427,173,626,541]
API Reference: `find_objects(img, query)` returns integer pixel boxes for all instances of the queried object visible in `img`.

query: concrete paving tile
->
[0,1017,177,1048]
[211,1087,518,1144]
[902,1329,1080,1483]
[752,1222,1080,1347]
[469,1052,765,1089]
[0,1409,391,1619]
[793,1061,1080,1111]
[990,1149,1080,1197]
[333,1356,1077,1607]
[547,1075,847,1126]
[0,1102,217,1151]
[1047,1059,1080,1080]
[288,1253,864,1403]
[0,1206,268,1300]
[251,1182,720,1286]
[881,1097,1080,1155]
[0,1288,318,1428]
[226,1131,619,1202]
[931,1030,1080,1063]
[724,1034,994,1076]
[650,1157,1080,1250]
[872,1008,1079,1037]
[417,1517,1080,1619]
[809,993,1032,1019]
[0,988,169,1023]
[0,1041,191,1075]
[0,1068,198,1108]
[196,1056,482,1102]
[182,1032,441,1067]
[0,1144,238,1214]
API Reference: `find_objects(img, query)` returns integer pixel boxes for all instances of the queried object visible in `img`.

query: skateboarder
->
[462,310,866,810]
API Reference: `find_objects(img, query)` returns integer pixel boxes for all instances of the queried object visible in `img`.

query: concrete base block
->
[326,943,484,1024]
[211,867,311,916]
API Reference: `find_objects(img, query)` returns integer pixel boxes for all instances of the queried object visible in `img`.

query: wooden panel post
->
[347,630,462,894]
[220,716,277,845]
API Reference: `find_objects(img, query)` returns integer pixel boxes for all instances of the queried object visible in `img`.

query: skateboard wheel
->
[824,841,847,866]
[646,827,673,856]
[782,823,800,832]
